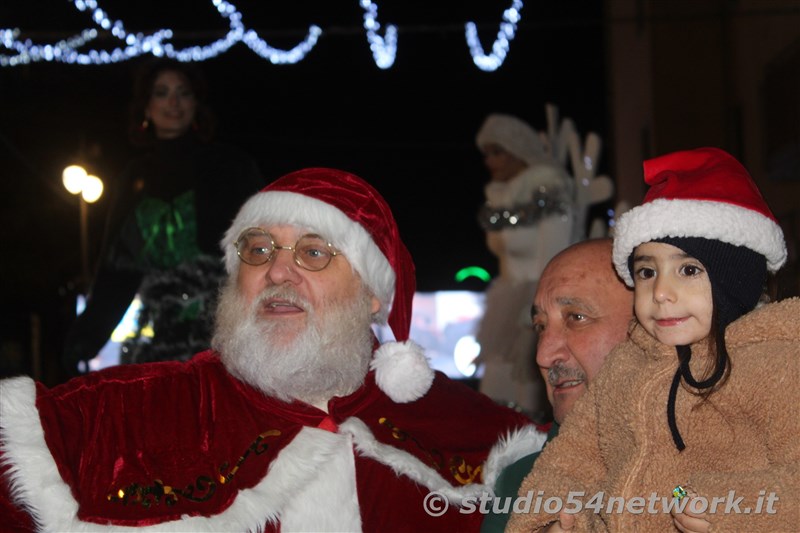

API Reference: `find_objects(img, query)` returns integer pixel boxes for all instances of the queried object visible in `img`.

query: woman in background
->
[473,113,575,421]
[63,58,265,375]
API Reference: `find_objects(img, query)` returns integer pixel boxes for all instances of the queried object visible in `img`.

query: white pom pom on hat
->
[371,340,434,403]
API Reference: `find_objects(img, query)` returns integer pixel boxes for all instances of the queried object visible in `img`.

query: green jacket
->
[480,423,559,532]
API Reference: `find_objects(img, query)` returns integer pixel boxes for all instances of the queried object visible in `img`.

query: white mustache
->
[254,286,310,310]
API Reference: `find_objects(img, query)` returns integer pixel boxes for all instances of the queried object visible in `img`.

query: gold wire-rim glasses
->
[234,227,341,272]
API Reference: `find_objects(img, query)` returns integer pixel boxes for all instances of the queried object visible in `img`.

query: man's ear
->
[370,295,381,315]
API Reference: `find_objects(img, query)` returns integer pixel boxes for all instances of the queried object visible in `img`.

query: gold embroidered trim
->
[378,417,482,485]
[107,430,281,508]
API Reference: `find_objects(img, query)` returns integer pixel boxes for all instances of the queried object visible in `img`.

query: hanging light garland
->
[466,0,523,72]
[1,0,523,71]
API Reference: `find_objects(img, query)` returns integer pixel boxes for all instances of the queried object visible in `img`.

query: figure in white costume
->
[474,104,613,420]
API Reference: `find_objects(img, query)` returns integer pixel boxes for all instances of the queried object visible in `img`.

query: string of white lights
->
[1,0,522,71]
[466,0,523,72]
[361,0,397,69]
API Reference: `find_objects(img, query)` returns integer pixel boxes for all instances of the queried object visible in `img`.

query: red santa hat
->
[222,167,433,402]
[612,146,787,286]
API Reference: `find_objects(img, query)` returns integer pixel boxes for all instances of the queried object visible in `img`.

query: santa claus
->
[0,167,546,532]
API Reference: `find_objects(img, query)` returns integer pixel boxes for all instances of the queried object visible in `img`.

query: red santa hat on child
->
[222,167,433,403]
[612,146,787,286]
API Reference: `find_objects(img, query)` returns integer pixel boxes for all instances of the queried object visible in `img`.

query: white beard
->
[211,279,376,407]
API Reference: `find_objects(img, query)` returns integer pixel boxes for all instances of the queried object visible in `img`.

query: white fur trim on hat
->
[612,198,787,286]
[222,190,396,324]
[371,340,434,403]
[476,113,548,167]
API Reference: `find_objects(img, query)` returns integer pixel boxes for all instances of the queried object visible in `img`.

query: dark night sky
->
[0,1,607,364]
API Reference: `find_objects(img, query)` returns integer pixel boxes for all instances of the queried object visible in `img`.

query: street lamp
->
[62,164,104,285]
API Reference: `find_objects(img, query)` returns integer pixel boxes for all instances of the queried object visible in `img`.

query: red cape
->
[1,351,543,532]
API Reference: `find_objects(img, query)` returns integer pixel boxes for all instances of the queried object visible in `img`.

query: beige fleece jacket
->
[507,297,800,532]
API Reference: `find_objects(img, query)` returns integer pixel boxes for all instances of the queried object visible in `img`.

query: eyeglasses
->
[235,228,341,272]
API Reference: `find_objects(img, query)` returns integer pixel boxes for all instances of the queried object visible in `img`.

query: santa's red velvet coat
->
[0,351,544,532]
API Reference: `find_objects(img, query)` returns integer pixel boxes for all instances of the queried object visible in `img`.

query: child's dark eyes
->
[635,267,656,280]
[635,264,704,280]
[679,264,704,277]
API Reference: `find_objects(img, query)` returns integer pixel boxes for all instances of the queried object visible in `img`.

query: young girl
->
[506,146,799,532]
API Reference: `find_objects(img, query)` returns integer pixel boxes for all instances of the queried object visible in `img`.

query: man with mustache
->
[0,168,544,532]
[481,238,634,532]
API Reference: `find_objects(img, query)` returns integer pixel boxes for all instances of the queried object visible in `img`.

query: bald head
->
[532,238,634,424]
[541,239,626,288]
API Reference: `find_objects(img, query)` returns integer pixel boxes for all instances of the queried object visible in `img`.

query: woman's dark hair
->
[127,58,216,145]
